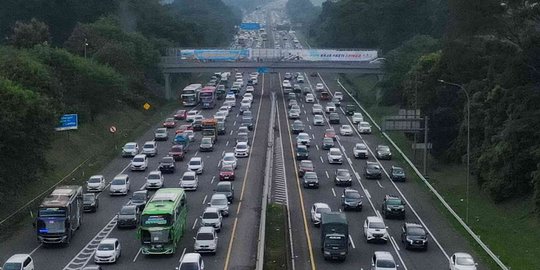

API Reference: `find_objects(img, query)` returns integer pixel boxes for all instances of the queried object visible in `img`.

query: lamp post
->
[438,79,471,223]
[84,38,88,59]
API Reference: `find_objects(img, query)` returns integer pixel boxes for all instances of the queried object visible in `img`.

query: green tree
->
[10,18,51,48]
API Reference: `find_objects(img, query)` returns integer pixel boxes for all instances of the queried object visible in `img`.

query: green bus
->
[138,188,187,255]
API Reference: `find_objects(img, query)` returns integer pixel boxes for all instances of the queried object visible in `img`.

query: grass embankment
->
[264,203,289,270]
[340,74,540,270]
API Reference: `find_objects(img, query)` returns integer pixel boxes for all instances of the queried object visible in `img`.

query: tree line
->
[0,0,239,199]
[308,0,540,214]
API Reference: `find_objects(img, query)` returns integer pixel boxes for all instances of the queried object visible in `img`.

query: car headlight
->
[324,251,331,255]
[340,252,346,255]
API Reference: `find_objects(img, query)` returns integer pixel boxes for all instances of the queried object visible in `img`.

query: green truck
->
[321,212,349,261]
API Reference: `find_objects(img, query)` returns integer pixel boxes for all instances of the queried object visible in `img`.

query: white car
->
[312,104,323,115]
[183,130,195,142]
[234,142,250,157]
[288,109,300,119]
[235,72,242,80]
[177,253,204,270]
[315,83,324,91]
[246,86,255,93]
[353,143,369,159]
[145,170,164,189]
[188,157,204,174]
[193,226,218,254]
[305,93,315,103]
[222,153,238,169]
[340,125,353,136]
[297,75,305,83]
[313,115,324,126]
[363,216,389,243]
[219,105,230,115]
[327,148,343,164]
[109,174,130,195]
[94,238,121,264]
[208,193,230,216]
[141,141,158,157]
[200,207,222,231]
[224,100,235,108]
[243,93,254,102]
[352,112,364,124]
[310,203,331,227]
[334,91,344,101]
[358,121,372,134]
[240,99,252,109]
[296,132,311,147]
[131,154,148,171]
[2,254,35,270]
[180,171,199,190]
[371,251,397,270]
[236,78,244,87]
[282,80,291,88]
[87,175,106,192]
[449,253,478,270]
[325,103,336,114]
[186,110,199,122]
[121,142,139,157]
[214,111,227,122]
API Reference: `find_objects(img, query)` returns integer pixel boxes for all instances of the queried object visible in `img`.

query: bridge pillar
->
[164,73,172,100]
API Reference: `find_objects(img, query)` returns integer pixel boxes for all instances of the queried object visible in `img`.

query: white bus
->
[181,84,202,107]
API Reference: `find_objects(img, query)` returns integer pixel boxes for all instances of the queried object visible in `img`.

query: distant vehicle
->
[329,112,340,124]
[141,141,158,157]
[199,137,214,152]
[121,142,139,157]
[376,145,392,160]
[131,154,148,171]
[353,143,369,159]
[315,83,324,91]
[139,188,187,255]
[291,120,305,134]
[117,205,139,229]
[312,104,323,115]
[391,166,406,181]
[313,115,324,126]
[449,252,478,270]
[2,254,35,270]
[358,121,372,134]
[297,75,305,83]
[193,226,218,254]
[322,137,335,150]
[36,185,83,245]
[401,223,429,250]
[382,195,406,219]
[371,251,397,270]
[303,172,319,188]
[169,145,185,161]
[200,86,217,109]
[180,171,199,191]
[158,156,175,174]
[341,188,362,211]
[339,125,353,136]
[334,91,344,101]
[83,193,99,212]
[94,238,121,264]
[145,170,164,189]
[163,118,177,128]
[110,174,130,195]
[335,169,352,186]
[236,132,249,145]
[188,157,204,174]
[86,175,106,192]
[176,253,204,270]
[219,165,235,181]
[363,216,389,243]
[296,132,311,147]
[154,128,168,141]
[298,160,314,177]
[186,110,199,122]
[296,145,309,160]
[351,112,363,123]
[200,207,222,232]
[208,193,230,217]
[130,190,149,210]
[346,105,356,116]
[234,142,250,157]
[305,93,315,103]
[222,152,238,169]
[331,96,341,107]
[174,109,187,120]
[321,212,349,260]
[181,84,202,107]
[327,148,343,164]
[365,161,382,179]
[320,91,330,100]
[310,203,331,227]
[215,181,234,202]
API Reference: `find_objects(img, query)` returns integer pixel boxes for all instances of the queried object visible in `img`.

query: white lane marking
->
[218,161,222,168]
[377,181,384,188]
[119,162,131,174]
[222,150,225,156]
[355,172,361,180]
[139,184,146,190]
[233,121,237,126]
[319,156,324,163]
[192,218,198,230]
[304,110,307,114]
[230,130,234,135]
[364,189,371,199]
[178,248,187,263]
[211,176,216,184]
[331,188,336,197]
[325,171,330,179]
[226,140,230,146]
[391,236,401,251]
[390,237,408,270]
[29,244,42,256]
[315,145,319,151]
[309,125,312,130]
[306,117,309,122]
[349,235,356,249]
[376,210,382,218]
[133,248,142,262]
[338,209,342,212]
[195,151,199,156]
[202,195,208,205]
[311,134,315,139]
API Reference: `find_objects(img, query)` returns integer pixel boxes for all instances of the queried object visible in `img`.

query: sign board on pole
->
[55,114,78,131]
[412,143,432,150]
[382,118,422,131]
[143,103,151,110]
[109,126,117,133]
[257,67,269,74]
[240,23,261,30]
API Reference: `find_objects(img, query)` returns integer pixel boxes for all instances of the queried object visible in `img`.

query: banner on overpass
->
[280,49,378,62]
[240,22,261,30]
[178,49,251,61]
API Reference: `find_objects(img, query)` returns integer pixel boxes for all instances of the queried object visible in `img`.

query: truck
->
[35,185,83,245]
[321,212,349,261]
[202,118,218,143]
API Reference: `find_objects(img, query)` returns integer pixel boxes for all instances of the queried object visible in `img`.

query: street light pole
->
[438,79,471,224]
[84,38,88,59]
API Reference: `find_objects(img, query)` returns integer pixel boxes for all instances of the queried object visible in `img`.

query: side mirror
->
[228,202,231,205]
[193,237,196,240]
[386,226,389,229]
[207,203,211,205]
[371,263,375,267]
[200,216,203,219]
[341,195,344,198]
[176,267,180,270]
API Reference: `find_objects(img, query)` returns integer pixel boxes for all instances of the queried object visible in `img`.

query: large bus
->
[138,188,187,255]
[181,84,202,107]
[200,86,217,109]
[35,185,83,245]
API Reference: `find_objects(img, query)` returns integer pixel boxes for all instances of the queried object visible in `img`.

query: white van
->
[2,254,35,270]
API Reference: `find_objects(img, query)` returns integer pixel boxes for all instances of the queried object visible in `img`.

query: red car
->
[175,124,193,134]
[174,110,187,120]
[168,145,185,161]
[320,91,331,101]
[219,165,235,181]
[298,160,314,177]
[163,117,177,128]
[324,128,337,140]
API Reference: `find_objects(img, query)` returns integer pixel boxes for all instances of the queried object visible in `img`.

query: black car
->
[296,145,309,160]
[158,156,176,173]
[322,138,334,150]
[364,161,382,179]
[329,112,340,124]
[341,188,362,211]
[291,120,305,134]
[334,169,352,186]
[215,181,234,202]
[382,195,406,219]
[376,145,392,160]
[284,72,293,80]
[217,121,226,135]
[303,172,319,188]
[401,223,428,250]
[199,137,214,152]
[130,190,148,210]
[391,166,406,181]
[117,205,139,229]
[193,119,203,131]
[83,193,99,212]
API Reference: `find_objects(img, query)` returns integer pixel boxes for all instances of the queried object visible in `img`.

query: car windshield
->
[166,118,174,122]
[368,164,380,170]
[98,243,115,251]
[133,157,145,162]
[377,259,396,268]
[161,157,174,163]
[197,232,214,240]
[370,221,385,229]
[183,174,195,181]
[324,138,333,144]
[408,227,426,236]
[189,160,201,165]
[124,144,135,149]
[360,122,370,127]
[387,199,403,205]
[3,263,23,270]
[456,257,475,265]
[111,179,126,185]
[298,134,309,140]
[301,161,313,169]
[345,191,361,199]
[83,195,95,202]
[330,150,341,155]
[222,166,233,172]
[120,207,135,215]
[337,170,350,177]
[393,168,404,174]
[236,144,247,150]
[356,144,367,150]
[378,146,390,151]
[216,184,231,192]
[88,177,101,183]
[203,212,219,219]
[201,138,212,144]
[211,197,228,205]
[224,155,235,161]
[316,207,331,214]
[156,129,166,133]
[132,193,146,201]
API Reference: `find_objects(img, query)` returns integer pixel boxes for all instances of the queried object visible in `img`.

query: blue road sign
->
[240,23,261,30]
[257,67,269,74]
[55,114,78,131]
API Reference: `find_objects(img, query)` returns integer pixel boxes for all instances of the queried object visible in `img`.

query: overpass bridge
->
[160,48,383,99]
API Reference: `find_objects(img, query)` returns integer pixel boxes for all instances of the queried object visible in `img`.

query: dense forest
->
[0,0,239,199]
[286,0,320,26]
[308,0,540,214]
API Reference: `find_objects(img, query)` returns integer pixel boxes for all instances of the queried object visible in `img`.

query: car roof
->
[454,252,474,258]
[183,171,196,176]
[100,238,118,245]
[204,207,220,213]
[217,181,232,187]
[224,152,235,157]
[5,254,31,263]
[300,160,313,165]
[144,141,155,145]
[181,253,201,263]
[133,190,147,195]
[374,251,394,261]
[125,142,137,146]
[329,147,341,151]
[190,157,202,161]
[121,204,137,210]
[114,174,129,180]
[211,193,227,199]
[197,226,215,234]
[237,142,248,146]
[404,222,423,229]
[367,216,383,222]
[313,202,330,209]
[134,154,146,158]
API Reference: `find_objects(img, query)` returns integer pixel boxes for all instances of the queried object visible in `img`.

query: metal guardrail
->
[256,92,276,270]
[336,79,510,270]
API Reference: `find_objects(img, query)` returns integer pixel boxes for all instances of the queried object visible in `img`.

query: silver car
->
[208,194,230,217]
[121,142,139,157]
[200,207,223,232]
[180,171,199,191]
[141,141,158,157]
[327,148,343,164]
[87,175,106,192]
[193,226,218,254]
[154,128,168,141]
